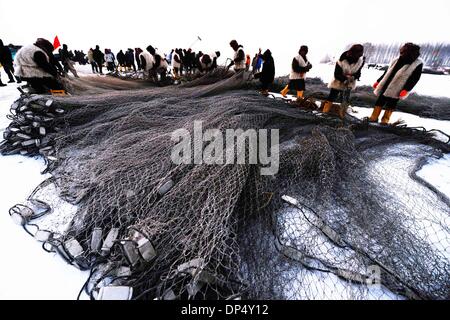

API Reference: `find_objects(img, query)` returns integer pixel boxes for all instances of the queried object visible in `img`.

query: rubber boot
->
[296,90,304,99]
[369,106,382,122]
[322,101,333,113]
[280,85,289,97]
[381,110,393,125]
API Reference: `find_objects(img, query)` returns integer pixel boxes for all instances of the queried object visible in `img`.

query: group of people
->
[81,45,222,81]
[169,48,221,79]
[58,48,86,66]
[253,41,422,124]
[3,36,424,125]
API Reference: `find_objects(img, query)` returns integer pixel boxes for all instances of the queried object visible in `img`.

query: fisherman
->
[322,44,365,118]
[251,50,262,74]
[139,47,154,78]
[168,49,174,66]
[183,48,194,74]
[125,48,136,72]
[280,45,312,100]
[193,51,203,73]
[0,39,19,83]
[369,43,423,125]
[146,45,169,82]
[178,49,185,75]
[117,49,126,72]
[14,38,64,94]
[104,49,116,72]
[198,51,220,74]
[93,45,105,74]
[254,49,275,95]
[227,40,246,72]
[59,44,79,77]
[87,48,98,73]
[135,48,143,70]
[245,54,251,71]
[172,49,182,79]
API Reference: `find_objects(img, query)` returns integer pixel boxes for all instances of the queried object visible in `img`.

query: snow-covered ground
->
[0,65,449,299]
[0,79,89,300]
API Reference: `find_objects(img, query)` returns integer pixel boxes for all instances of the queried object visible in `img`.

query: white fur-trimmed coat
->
[140,51,154,72]
[328,57,364,91]
[289,55,308,80]
[234,47,245,71]
[374,58,423,99]
[14,44,53,78]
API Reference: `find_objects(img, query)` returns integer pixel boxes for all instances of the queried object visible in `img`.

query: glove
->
[399,90,408,98]
[373,82,379,89]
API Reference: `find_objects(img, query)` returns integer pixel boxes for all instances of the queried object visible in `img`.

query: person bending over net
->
[198,51,221,74]
[146,45,169,83]
[172,49,182,80]
[14,38,65,94]
[140,47,154,79]
[322,44,365,119]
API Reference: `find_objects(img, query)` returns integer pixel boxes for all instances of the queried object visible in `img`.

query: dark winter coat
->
[255,50,275,85]
[117,50,125,65]
[134,48,142,62]
[93,48,105,64]
[125,50,135,64]
[59,47,72,63]
[0,40,14,65]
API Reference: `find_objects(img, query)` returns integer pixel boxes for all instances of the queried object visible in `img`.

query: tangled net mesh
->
[5,69,450,300]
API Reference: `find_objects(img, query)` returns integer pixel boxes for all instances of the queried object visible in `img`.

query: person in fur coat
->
[369,43,423,124]
[322,44,365,118]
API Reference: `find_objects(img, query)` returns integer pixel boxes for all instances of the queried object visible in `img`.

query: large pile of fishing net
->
[5,70,450,300]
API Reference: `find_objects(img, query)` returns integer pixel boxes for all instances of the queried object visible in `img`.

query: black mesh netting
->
[3,70,450,300]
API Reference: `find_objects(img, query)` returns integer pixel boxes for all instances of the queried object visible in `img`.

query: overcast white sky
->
[1,0,449,69]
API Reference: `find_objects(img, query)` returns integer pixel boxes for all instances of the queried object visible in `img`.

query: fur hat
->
[34,38,54,55]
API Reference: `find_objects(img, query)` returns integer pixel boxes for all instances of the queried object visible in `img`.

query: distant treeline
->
[362,43,450,67]
[321,43,450,68]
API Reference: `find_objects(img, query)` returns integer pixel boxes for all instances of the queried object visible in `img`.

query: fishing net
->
[60,75,152,94]
[3,69,450,300]
[271,76,450,121]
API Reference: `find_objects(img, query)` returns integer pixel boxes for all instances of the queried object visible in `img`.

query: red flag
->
[53,36,61,50]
